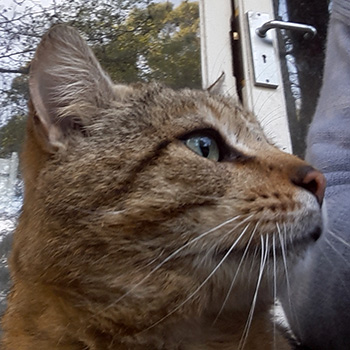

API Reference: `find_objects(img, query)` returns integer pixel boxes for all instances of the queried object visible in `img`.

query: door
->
[199,0,329,156]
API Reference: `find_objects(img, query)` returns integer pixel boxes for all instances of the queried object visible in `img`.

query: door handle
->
[246,12,317,89]
[256,20,317,39]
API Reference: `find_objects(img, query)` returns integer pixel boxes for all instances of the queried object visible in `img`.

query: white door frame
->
[199,0,292,153]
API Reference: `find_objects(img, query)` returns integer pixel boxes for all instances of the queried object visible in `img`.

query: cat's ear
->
[29,24,124,152]
[206,72,225,95]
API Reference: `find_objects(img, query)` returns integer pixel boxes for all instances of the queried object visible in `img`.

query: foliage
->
[83,1,201,87]
[0,1,200,111]
[0,0,150,123]
[0,0,200,157]
[117,1,201,88]
[0,0,148,72]
[0,1,201,321]
[0,114,26,158]
[0,1,200,157]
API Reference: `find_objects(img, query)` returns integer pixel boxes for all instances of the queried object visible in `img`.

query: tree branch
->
[0,66,29,74]
[0,49,34,59]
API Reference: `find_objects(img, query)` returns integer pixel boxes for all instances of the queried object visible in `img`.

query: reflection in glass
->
[273,0,330,157]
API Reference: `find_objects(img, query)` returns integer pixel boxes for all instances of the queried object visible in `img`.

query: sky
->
[0,0,196,125]
[0,0,197,244]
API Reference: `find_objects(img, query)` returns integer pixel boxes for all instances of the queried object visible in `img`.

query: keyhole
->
[262,54,267,63]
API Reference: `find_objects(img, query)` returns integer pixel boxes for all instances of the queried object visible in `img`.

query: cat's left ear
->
[29,24,125,152]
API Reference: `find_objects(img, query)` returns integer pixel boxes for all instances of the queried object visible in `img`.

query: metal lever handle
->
[256,20,317,39]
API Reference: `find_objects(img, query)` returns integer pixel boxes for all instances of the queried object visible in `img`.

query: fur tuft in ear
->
[29,24,116,152]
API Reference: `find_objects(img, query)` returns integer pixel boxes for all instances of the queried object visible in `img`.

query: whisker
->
[143,223,252,333]
[328,229,350,249]
[278,224,291,306]
[246,245,259,286]
[198,215,251,262]
[252,89,264,112]
[98,209,127,216]
[272,233,277,350]
[324,237,350,268]
[188,214,255,268]
[319,248,350,299]
[260,109,284,129]
[272,234,277,301]
[213,221,260,324]
[258,102,283,126]
[278,223,302,337]
[239,234,269,350]
[100,215,245,313]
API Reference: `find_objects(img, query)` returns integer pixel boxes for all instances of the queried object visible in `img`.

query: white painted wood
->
[199,0,237,99]
[235,0,292,152]
[199,0,292,153]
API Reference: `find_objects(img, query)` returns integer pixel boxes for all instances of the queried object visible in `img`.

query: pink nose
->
[292,166,326,205]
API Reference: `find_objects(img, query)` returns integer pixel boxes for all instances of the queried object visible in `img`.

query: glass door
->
[200,0,329,156]
[273,0,329,157]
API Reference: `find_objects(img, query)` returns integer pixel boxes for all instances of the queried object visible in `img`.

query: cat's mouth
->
[287,225,322,248]
[308,225,322,241]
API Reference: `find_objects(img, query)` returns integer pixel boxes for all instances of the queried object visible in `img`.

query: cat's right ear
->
[29,24,130,153]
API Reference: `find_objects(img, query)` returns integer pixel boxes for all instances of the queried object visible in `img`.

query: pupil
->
[199,137,211,157]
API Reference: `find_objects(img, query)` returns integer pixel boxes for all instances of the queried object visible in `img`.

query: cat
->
[1,24,325,350]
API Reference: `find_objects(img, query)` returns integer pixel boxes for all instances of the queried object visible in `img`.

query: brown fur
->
[1,25,324,349]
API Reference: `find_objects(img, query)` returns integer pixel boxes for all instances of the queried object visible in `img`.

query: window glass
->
[0,0,200,322]
[273,0,330,157]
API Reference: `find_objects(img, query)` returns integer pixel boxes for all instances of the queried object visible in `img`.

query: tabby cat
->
[1,25,325,350]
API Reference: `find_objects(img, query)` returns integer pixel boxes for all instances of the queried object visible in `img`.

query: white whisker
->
[278,223,302,337]
[319,248,350,298]
[200,214,255,262]
[213,222,259,324]
[328,229,350,249]
[246,245,259,286]
[143,223,251,333]
[100,215,244,313]
[100,209,127,216]
[277,224,291,307]
[272,233,277,350]
[239,234,269,350]
[324,237,350,268]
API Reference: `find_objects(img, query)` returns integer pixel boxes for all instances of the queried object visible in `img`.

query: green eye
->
[184,135,220,161]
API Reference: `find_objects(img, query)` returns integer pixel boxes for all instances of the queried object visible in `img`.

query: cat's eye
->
[183,135,220,161]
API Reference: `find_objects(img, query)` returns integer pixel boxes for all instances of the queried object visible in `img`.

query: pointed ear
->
[29,24,116,152]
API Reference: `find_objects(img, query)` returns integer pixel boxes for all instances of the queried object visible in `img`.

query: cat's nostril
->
[292,166,326,205]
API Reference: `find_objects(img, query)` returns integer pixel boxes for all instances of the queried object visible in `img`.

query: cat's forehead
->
[123,84,266,149]
[195,95,264,147]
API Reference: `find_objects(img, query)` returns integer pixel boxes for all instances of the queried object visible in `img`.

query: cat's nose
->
[291,166,326,206]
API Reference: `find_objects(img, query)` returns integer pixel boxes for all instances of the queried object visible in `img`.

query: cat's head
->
[16,24,325,327]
